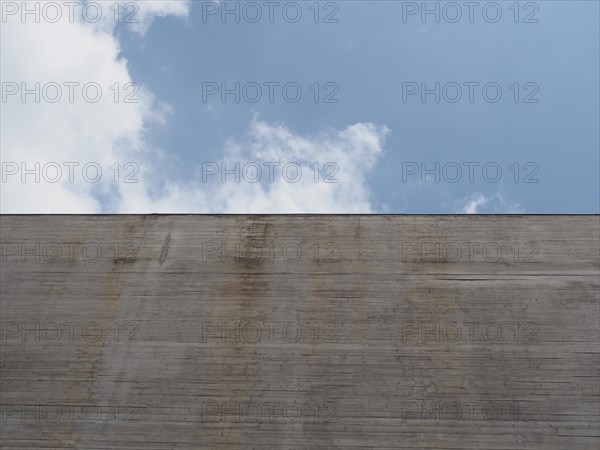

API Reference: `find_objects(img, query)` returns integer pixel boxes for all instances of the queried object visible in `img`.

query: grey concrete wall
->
[1,215,598,449]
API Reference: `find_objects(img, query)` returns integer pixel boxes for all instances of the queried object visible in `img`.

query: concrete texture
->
[1,214,599,449]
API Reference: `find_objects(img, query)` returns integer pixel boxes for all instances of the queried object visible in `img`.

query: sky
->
[1,0,599,213]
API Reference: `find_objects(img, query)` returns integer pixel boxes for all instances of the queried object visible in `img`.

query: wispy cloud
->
[116,118,389,213]
[458,192,524,214]
[128,0,192,35]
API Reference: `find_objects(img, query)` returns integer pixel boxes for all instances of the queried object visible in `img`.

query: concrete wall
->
[1,215,598,449]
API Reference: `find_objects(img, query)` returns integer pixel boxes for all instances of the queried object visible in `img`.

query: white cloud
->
[0,2,389,213]
[0,1,190,213]
[116,118,389,213]
[460,192,489,214]
[458,192,524,214]
[128,0,191,35]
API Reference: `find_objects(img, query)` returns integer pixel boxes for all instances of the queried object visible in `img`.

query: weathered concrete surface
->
[0,215,598,450]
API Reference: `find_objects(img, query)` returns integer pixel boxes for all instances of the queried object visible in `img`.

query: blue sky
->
[1,1,599,213]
